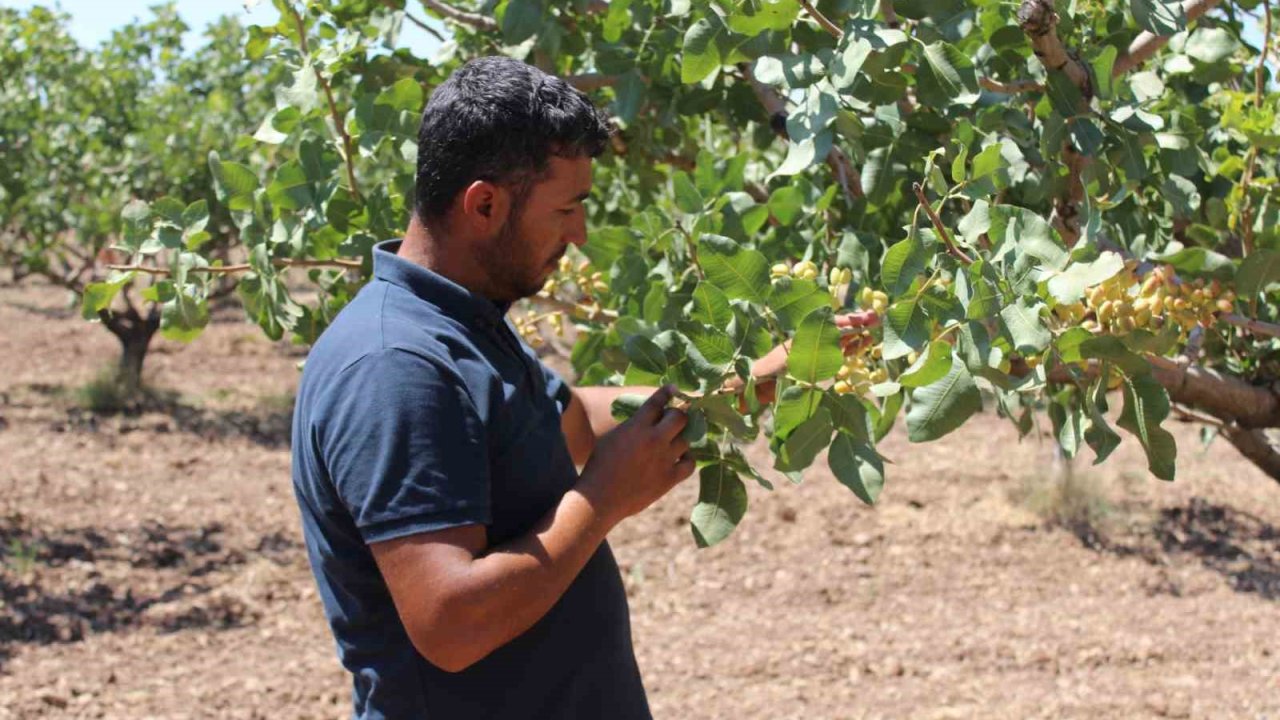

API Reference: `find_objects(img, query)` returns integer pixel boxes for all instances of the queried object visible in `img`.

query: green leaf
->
[501,0,543,43]
[1091,45,1118,100]
[582,226,634,269]
[768,185,804,226]
[881,296,929,360]
[673,171,704,213]
[376,76,424,113]
[788,309,844,384]
[828,432,885,505]
[767,278,830,331]
[1131,0,1185,35]
[1236,249,1280,299]
[682,17,722,84]
[777,407,833,471]
[209,152,258,212]
[81,273,134,320]
[1047,252,1125,304]
[957,200,991,246]
[898,339,953,387]
[699,234,771,305]
[1084,373,1123,464]
[881,230,934,296]
[682,407,708,444]
[917,41,980,105]
[774,385,821,437]
[267,160,313,212]
[1117,374,1177,481]
[830,37,873,89]
[691,281,733,328]
[160,291,210,343]
[905,359,981,442]
[1046,68,1085,117]
[1184,27,1238,64]
[610,393,648,422]
[280,62,321,113]
[624,335,668,375]
[1002,205,1068,271]
[1079,336,1151,376]
[691,464,749,548]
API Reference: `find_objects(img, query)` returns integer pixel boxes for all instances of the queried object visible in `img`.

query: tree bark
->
[100,305,161,396]
[1223,427,1280,484]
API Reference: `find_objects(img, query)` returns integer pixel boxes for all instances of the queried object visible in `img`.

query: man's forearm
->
[431,486,618,671]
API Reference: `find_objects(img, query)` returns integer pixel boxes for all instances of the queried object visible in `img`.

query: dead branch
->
[420,0,497,31]
[107,259,362,276]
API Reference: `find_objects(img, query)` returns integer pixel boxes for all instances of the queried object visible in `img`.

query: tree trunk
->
[101,305,160,397]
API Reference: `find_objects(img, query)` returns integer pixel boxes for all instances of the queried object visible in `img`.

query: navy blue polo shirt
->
[291,240,650,719]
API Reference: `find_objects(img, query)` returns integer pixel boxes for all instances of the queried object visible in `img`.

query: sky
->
[1,0,446,56]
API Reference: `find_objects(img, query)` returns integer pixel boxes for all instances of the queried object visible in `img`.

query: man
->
[291,56,874,718]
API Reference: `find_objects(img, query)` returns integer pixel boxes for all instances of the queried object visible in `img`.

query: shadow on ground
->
[0,516,299,668]
[20,383,294,449]
[1085,497,1280,601]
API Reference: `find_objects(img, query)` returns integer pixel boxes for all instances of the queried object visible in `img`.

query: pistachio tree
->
[89,0,1280,544]
[0,5,281,393]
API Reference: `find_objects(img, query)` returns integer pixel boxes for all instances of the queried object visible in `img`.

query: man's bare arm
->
[371,386,692,673]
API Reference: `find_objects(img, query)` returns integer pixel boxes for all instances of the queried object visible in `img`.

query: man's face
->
[487,155,592,302]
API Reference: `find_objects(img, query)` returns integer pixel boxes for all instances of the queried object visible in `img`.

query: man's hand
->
[575,385,695,524]
[723,310,880,407]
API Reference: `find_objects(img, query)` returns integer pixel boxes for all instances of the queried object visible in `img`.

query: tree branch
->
[529,293,617,323]
[379,0,446,42]
[912,183,974,265]
[564,73,618,92]
[1146,354,1280,429]
[287,5,363,202]
[1222,426,1280,483]
[107,259,362,276]
[799,0,843,39]
[979,77,1044,94]
[1017,0,1090,89]
[1223,312,1280,338]
[739,62,862,203]
[1112,0,1226,76]
[420,0,498,31]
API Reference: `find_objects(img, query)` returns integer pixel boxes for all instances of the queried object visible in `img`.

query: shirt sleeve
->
[317,348,490,544]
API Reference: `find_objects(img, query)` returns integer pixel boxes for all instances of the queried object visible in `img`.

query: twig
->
[564,73,618,92]
[529,293,617,323]
[379,0,446,41]
[1223,312,1280,338]
[1112,0,1226,76]
[1172,403,1227,428]
[799,0,843,39]
[880,0,899,28]
[420,0,498,30]
[978,77,1044,94]
[287,5,363,202]
[912,183,974,265]
[107,259,363,276]
[1258,0,1272,106]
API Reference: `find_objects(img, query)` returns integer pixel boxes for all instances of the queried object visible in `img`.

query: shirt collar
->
[372,239,511,326]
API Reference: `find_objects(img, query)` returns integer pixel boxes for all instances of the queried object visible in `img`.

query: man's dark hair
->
[414,56,613,223]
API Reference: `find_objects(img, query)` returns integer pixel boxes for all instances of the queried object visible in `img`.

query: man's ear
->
[460,180,510,231]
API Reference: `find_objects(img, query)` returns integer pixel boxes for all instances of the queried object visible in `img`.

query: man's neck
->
[398,215,500,301]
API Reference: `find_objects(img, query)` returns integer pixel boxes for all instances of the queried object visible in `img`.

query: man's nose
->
[568,216,588,248]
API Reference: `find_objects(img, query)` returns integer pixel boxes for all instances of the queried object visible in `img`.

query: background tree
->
[0,5,281,396]
[48,0,1280,543]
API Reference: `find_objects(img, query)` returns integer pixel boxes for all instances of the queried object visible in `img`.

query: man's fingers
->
[636,385,674,423]
[654,406,688,441]
[672,453,696,480]
[670,437,691,459]
[836,310,880,328]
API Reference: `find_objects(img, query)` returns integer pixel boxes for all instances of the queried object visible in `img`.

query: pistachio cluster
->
[856,286,890,315]
[770,259,820,281]
[1069,263,1236,337]
[833,328,886,395]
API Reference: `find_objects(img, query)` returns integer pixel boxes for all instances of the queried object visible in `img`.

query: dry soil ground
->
[0,281,1278,719]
